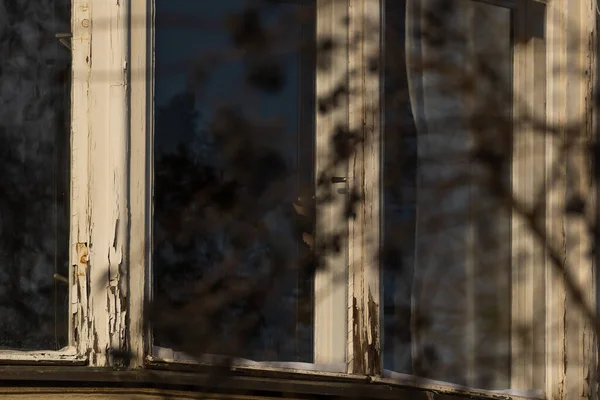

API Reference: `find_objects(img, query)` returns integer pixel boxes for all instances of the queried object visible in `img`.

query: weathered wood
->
[0,348,85,365]
[314,0,350,366]
[4,2,596,398]
[511,0,547,391]
[544,2,568,399]
[70,0,93,363]
[0,366,540,400]
[74,0,130,366]
[544,1,597,399]
[129,0,152,369]
[347,0,382,376]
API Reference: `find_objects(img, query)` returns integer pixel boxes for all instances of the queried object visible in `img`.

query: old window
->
[134,0,557,391]
[143,0,549,391]
[148,0,358,370]
[146,0,376,372]
[1,1,596,399]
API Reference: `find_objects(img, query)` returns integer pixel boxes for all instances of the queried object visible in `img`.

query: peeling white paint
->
[0,346,85,364]
[347,0,382,376]
[70,0,130,367]
[89,0,129,366]
[71,0,92,363]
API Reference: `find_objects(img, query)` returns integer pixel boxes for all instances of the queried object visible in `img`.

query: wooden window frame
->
[3,0,590,398]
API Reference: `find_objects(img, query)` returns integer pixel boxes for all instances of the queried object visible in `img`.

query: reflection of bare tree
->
[153,91,316,361]
[0,0,70,350]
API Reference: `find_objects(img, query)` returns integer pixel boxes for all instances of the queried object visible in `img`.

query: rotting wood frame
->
[0,0,595,399]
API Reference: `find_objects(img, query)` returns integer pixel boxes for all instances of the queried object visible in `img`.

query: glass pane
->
[153,0,316,362]
[383,0,514,389]
[0,1,71,350]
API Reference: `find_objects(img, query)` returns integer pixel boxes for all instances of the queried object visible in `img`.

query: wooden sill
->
[0,347,86,366]
[0,365,541,400]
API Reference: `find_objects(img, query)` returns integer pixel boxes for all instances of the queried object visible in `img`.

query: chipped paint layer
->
[71,0,130,367]
[73,242,92,359]
[71,0,93,363]
[347,0,382,376]
[351,291,382,375]
[0,347,85,365]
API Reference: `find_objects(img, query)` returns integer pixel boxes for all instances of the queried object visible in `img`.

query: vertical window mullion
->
[511,0,546,390]
[72,0,130,366]
[129,0,153,368]
[314,0,350,366]
[544,1,597,398]
[346,0,382,376]
[70,0,92,360]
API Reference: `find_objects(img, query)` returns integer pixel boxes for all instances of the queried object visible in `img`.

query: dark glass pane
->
[0,1,71,350]
[153,0,315,362]
[383,0,513,389]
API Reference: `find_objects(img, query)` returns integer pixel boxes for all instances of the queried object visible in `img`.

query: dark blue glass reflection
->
[0,1,70,350]
[153,0,315,362]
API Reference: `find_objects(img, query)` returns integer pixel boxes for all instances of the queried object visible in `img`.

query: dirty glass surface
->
[0,0,71,350]
[153,0,316,362]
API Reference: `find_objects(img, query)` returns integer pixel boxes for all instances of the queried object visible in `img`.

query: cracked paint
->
[108,217,127,366]
[351,289,381,375]
[70,0,130,368]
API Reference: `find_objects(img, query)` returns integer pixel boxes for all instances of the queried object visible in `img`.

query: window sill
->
[143,357,544,400]
[148,348,544,400]
[0,364,544,400]
[0,347,85,366]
